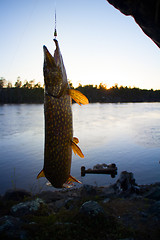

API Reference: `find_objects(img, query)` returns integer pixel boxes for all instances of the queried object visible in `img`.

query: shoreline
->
[1,86,160,104]
[1,171,160,239]
[1,101,160,105]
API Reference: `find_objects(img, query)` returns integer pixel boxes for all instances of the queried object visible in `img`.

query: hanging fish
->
[37,39,89,188]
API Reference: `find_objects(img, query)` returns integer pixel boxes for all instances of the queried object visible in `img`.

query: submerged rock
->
[11,198,45,217]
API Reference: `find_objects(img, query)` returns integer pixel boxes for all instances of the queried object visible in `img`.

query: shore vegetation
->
[0,77,160,104]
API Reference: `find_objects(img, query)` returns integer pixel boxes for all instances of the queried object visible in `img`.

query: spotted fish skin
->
[44,94,72,188]
[43,39,73,188]
[38,39,88,188]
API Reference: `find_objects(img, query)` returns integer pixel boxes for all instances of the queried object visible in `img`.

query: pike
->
[37,39,88,188]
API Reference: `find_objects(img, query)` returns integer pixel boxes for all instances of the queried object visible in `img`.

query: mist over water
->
[0,103,160,194]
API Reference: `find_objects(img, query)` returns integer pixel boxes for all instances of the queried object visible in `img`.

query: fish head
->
[43,39,68,97]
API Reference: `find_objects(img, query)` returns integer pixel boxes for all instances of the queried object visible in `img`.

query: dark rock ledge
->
[106,0,160,48]
[0,171,160,240]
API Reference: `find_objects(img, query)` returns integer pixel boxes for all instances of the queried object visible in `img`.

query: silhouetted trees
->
[14,77,22,88]
[0,77,6,88]
[0,78,160,104]
[75,84,160,103]
[0,77,44,103]
[0,88,44,103]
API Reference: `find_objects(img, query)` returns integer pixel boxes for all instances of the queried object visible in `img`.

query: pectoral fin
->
[71,140,84,158]
[73,137,79,144]
[37,169,45,179]
[68,89,89,106]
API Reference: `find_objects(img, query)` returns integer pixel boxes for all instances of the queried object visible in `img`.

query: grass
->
[20,198,134,240]
[1,186,160,240]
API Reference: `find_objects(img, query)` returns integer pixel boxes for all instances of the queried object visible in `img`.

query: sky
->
[0,0,160,89]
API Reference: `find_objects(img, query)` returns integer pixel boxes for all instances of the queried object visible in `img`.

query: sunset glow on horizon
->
[0,0,160,90]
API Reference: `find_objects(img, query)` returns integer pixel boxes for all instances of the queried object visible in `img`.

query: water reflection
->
[132,120,160,148]
[72,102,160,187]
[0,103,160,194]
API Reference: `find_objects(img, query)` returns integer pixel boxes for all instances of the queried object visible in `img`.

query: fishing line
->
[54,8,57,39]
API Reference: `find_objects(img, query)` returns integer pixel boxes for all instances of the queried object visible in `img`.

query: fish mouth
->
[53,38,58,48]
[43,45,57,68]
[53,39,61,66]
[43,39,68,91]
[43,39,61,68]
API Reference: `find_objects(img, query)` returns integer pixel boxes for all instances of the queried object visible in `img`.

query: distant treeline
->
[0,83,160,104]
[0,88,44,104]
[76,84,160,103]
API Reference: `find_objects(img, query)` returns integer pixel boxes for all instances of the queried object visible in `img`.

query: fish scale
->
[44,94,73,187]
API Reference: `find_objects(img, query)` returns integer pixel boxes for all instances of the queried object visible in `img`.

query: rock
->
[145,186,160,200]
[115,171,138,193]
[93,163,108,170]
[64,198,75,210]
[37,190,64,203]
[103,198,110,204]
[80,184,98,197]
[54,222,74,226]
[54,199,66,210]
[140,211,148,218]
[48,197,75,212]
[118,238,134,240]
[11,198,45,217]
[0,215,27,239]
[100,185,116,197]
[79,201,105,217]
[67,191,80,198]
[0,215,21,232]
[148,201,160,218]
[3,189,31,201]
[106,0,160,48]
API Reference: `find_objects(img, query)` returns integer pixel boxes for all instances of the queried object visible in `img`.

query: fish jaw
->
[43,40,68,97]
[43,45,62,97]
[53,39,68,88]
[43,45,57,69]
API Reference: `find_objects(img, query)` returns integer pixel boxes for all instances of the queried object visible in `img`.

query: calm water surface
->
[0,103,160,194]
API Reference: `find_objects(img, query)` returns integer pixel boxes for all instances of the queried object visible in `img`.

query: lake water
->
[0,103,160,195]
